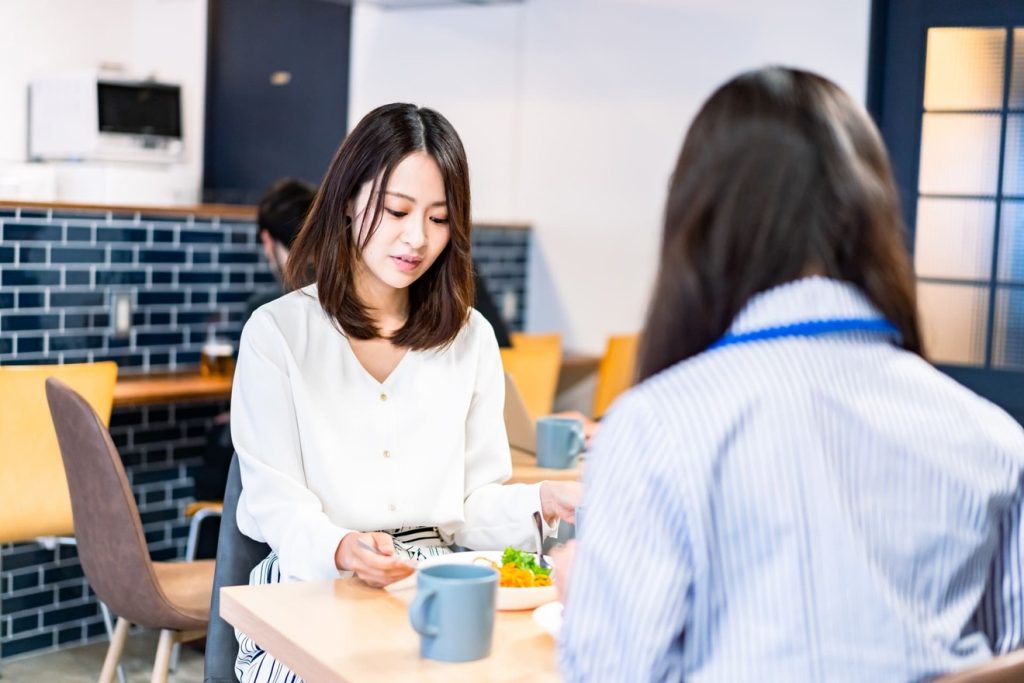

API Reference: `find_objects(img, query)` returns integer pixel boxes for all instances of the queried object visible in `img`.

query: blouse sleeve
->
[452,316,554,550]
[231,310,356,581]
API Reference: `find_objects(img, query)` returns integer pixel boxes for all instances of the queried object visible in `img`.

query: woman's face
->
[350,151,452,294]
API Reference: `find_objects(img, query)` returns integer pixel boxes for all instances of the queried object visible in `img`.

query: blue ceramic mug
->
[408,564,499,662]
[536,416,585,469]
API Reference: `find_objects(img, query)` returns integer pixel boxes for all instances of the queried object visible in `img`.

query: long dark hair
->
[286,103,474,350]
[638,67,923,381]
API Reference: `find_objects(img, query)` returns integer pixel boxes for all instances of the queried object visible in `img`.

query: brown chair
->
[932,650,1024,682]
[46,377,215,683]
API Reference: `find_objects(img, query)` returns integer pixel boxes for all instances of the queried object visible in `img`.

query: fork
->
[532,511,549,569]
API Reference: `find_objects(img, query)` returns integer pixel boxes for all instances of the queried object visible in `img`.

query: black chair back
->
[203,454,270,683]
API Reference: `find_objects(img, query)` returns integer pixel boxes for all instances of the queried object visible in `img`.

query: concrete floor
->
[0,630,204,682]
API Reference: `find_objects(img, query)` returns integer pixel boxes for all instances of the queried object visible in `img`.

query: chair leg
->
[150,629,175,683]
[99,618,130,683]
[99,601,128,683]
[169,641,181,673]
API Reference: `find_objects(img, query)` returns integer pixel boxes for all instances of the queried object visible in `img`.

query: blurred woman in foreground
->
[557,67,1024,681]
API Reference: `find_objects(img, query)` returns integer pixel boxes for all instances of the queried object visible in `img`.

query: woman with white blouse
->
[230,103,580,683]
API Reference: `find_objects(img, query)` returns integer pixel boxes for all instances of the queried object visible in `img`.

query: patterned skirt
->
[234,527,452,683]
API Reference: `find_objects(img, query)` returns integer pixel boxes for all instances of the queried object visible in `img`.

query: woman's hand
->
[551,540,577,604]
[540,480,582,524]
[335,532,416,588]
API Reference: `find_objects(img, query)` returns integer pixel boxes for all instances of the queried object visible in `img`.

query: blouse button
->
[388,503,396,512]
[383,450,391,458]
[379,392,388,402]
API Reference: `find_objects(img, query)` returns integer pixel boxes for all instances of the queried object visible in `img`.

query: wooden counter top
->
[113,373,233,407]
[0,199,257,220]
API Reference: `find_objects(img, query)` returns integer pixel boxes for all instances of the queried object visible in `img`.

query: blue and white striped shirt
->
[559,277,1024,682]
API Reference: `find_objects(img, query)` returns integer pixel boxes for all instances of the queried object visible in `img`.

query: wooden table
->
[221,577,559,682]
[113,372,232,407]
[509,447,581,484]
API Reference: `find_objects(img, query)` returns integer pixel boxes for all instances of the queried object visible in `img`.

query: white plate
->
[387,550,557,611]
[532,601,563,638]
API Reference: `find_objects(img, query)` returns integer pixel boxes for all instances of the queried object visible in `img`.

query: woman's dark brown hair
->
[638,66,923,381]
[285,103,474,350]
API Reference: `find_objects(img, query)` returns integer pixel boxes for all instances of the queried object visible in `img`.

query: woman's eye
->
[430,216,450,225]
[386,208,408,218]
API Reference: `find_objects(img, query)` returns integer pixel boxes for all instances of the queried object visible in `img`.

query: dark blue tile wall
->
[0,208,528,371]
[0,205,529,660]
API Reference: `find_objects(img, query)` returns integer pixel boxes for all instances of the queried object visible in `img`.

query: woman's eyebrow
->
[384,190,446,207]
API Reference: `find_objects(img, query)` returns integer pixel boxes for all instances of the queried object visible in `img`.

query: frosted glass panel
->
[1010,29,1024,108]
[914,198,995,279]
[924,28,1006,110]
[1002,115,1024,196]
[918,114,1002,195]
[992,287,1024,368]
[917,282,988,365]
[998,201,1024,281]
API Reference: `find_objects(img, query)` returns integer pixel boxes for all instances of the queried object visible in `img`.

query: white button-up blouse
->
[231,285,548,582]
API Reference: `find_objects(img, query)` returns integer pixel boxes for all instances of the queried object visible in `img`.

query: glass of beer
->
[200,338,236,378]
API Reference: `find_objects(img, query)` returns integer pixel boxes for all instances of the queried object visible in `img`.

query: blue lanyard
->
[710,318,900,350]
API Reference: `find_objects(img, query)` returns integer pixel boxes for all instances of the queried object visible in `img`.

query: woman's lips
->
[390,255,422,273]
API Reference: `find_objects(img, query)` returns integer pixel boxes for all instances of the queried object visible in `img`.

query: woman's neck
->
[354,267,408,337]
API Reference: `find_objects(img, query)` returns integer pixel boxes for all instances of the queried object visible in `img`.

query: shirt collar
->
[727,277,886,336]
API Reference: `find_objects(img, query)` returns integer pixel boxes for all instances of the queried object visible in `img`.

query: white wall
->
[0,0,207,202]
[350,0,872,353]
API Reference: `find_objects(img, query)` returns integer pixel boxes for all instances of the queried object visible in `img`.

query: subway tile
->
[62,353,90,364]
[0,337,12,354]
[0,292,12,308]
[180,229,224,244]
[57,584,84,603]
[17,336,44,354]
[42,602,96,627]
[177,310,218,325]
[150,271,172,285]
[58,624,83,644]
[51,247,105,264]
[254,271,276,284]
[139,249,186,264]
[42,564,83,584]
[217,291,251,304]
[65,270,92,286]
[179,271,223,285]
[1,587,54,614]
[1,313,60,333]
[85,619,108,638]
[1,632,53,658]
[152,228,175,243]
[16,209,48,218]
[139,508,178,526]
[229,271,248,284]
[217,250,259,264]
[4,222,61,240]
[65,225,93,242]
[18,246,48,264]
[150,547,179,561]
[49,335,104,352]
[92,352,144,368]
[96,271,145,286]
[96,226,147,242]
[192,251,213,264]
[190,291,211,305]
[149,311,172,326]
[132,466,181,485]
[11,570,40,591]
[110,248,134,264]
[230,231,251,244]
[176,350,201,365]
[17,292,45,308]
[149,351,171,366]
[138,291,186,306]
[11,614,38,634]
[51,291,104,307]
[63,313,90,329]
[2,269,60,286]
[137,331,184,347]
[0,245,14,262]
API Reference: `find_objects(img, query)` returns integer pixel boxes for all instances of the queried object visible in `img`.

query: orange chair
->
[501,332,563,419]
[592,334,639,418]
